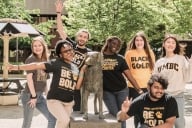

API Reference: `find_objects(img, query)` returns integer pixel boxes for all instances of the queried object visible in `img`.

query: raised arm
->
[117,97,132,121]
[26,72,37,108]
[55,0,67,39]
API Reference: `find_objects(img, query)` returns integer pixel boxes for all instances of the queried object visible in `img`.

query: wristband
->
[30,94,37,99]
[18,65,20,70]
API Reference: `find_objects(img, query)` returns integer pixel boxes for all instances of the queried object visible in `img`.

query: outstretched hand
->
[7,63,18,71]
[121,97,132,113]
[55,0,64,13]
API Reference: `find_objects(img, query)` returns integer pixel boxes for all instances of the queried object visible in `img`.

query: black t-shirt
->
[44,58,79,102]
[127,93,179,127]
[102,53,129,92]
[66,37,91,69]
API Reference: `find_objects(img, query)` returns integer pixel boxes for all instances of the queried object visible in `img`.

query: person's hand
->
[28,98,37,108]
[55,0,63,13]
[138,89,144,95]
[7,63,18,71]
[121,97,132,113]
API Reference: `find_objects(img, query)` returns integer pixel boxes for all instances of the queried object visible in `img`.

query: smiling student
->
[117,74,179,128]
[8,40,87,128]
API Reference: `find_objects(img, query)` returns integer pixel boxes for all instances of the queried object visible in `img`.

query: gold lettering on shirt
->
[143,107,165,127]
[58,68,76,90]
[59,78,75,90]
[61,69,71,79]
[102,58,118,70]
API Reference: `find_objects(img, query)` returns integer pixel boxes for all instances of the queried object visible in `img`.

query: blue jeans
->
[174,93,185,128]
[103,87,129,128]
[21,91,56,128]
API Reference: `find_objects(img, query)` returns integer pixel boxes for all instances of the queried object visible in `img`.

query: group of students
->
[8,0,192,128]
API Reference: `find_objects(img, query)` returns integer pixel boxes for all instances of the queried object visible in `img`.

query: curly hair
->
[101,36,122,53]
[148,74,169,89]
[55,40,73,57]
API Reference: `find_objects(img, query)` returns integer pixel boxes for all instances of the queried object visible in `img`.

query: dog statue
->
[81,51,104,119]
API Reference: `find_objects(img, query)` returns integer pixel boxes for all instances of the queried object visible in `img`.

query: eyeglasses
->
[60,49,74,54]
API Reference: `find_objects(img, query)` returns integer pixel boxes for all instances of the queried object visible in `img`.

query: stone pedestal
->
[70,112,121,128]
[0,91,18,105]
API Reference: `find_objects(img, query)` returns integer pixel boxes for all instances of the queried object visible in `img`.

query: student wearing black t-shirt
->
[117,74,179,128]
[8,40,87,128]
[101,36,141,128]
[55,0,91,111]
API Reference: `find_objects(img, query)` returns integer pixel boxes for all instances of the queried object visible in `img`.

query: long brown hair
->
[126,31,154,70]
[31,36,49,61]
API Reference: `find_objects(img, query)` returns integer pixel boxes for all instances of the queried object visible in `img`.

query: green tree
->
[62,0,192,57]
[0,0,32,21]
[64,0,162,41]
[0,0,55,48]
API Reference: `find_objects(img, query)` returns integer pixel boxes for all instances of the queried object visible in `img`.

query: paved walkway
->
[0,84,192,128]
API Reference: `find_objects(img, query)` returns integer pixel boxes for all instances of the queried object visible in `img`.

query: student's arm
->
[151,50,156,64]
[55,0,67,39]
[185,55,192,82]
[152,116,176,128]
[26,73,37,108]
[8,63,46,71]
[123,69,143,94]
[75,64,88,89]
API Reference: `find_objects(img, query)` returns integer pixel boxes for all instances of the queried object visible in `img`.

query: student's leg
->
[47,99,74,128]
[21,92,34,128]
[116,88,129,128]
[174,93,185,128]
[36,93,56,128]
[103,90,118,116]
[73,90,81,111]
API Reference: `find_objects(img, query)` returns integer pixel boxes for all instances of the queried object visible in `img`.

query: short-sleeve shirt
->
[66,37,91,69]
[44,58,79,102]
[102,53,129,92]
[127,93,179,127]
[25,55,48,93]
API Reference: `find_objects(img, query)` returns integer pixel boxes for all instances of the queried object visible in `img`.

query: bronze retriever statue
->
[81,51,104,119]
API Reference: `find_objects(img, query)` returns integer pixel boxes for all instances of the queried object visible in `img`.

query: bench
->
[0,76,26,105]
[0,77,26,93]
